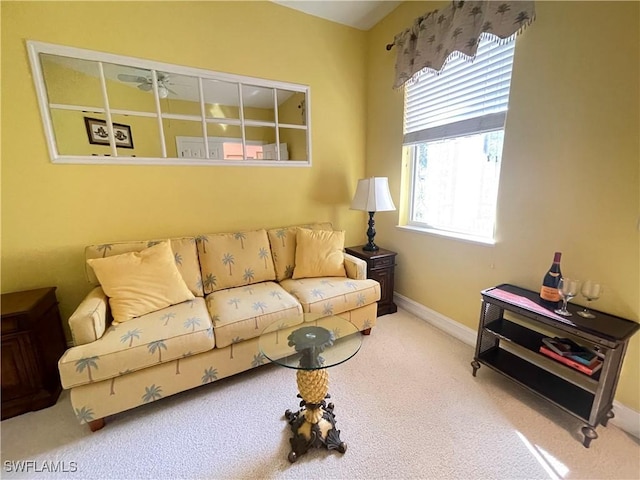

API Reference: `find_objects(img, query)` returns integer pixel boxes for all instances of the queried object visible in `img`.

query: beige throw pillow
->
[86,241,195,323]
[292,228,347,279]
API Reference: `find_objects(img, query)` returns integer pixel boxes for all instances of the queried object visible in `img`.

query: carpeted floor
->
[1,309,638,479]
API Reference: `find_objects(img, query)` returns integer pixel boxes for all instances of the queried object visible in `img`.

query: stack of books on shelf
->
[539,337,603,376]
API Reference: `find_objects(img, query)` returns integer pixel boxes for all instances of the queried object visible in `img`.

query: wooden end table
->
[1,287,67,420]
[345,245,397,316]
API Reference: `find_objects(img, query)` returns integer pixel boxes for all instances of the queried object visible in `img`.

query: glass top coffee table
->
[259,313,362,463]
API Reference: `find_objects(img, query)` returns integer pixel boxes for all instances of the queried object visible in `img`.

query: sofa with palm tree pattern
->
[57,223,380,430]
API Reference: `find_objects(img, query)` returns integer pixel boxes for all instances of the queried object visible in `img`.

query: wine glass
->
[577,280,602,318]
[555,278,580,316]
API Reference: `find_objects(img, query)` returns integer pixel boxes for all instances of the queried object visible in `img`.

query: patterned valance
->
[392,1,535,88]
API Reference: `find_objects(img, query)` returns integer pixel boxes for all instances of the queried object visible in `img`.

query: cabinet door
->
[176,137,206,158]
[207,140,224,159]
[370,268,393,305]
[262,143,289,160]
[1,334,39,400]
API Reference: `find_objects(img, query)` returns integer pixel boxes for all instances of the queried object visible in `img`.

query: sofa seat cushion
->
[59,298,214,389]
[206,282,302,348]
[279,277,381,316]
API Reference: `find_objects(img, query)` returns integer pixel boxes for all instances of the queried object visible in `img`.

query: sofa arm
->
[68,287,110,346]
[344,253,367,280]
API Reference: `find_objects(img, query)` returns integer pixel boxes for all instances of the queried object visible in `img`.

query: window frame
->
[405,130,505,245]
[402,39,516,244]
[27,40,311,167]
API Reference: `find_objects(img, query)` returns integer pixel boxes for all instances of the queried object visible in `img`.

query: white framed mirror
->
[27,41,311,166]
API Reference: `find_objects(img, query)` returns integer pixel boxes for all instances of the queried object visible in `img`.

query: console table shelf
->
[471,284,639,448]
[478,348,595,421]
[483,318,602,383]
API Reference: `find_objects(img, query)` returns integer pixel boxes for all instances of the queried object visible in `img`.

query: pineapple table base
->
[259,320,362,463]
[284,368,346,463]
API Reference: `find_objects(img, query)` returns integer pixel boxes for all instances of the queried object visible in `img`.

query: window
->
[404,38,516,242]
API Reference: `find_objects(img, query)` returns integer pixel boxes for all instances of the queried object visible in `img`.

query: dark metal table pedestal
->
[259,315,361,462]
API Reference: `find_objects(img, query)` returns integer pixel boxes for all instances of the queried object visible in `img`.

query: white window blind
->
[404,38,515,145]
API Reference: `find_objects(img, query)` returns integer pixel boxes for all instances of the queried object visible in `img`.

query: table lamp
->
[350,177,396,251]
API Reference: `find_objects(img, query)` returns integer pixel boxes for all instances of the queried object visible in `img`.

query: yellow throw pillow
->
[268,223,334,281]
[292,228,347,279]
[86,241,195,323]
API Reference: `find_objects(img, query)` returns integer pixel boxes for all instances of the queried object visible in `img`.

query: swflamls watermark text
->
[4,460,78,473]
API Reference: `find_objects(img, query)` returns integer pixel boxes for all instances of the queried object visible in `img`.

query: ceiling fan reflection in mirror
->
[117,72,176,98]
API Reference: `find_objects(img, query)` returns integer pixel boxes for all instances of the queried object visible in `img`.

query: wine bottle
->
[540,252,562,302]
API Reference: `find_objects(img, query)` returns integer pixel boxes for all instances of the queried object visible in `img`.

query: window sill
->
[396,225,496,246]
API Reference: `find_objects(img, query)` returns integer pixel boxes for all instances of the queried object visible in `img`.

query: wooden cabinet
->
[1,287,67,420]
[345,246,397,316]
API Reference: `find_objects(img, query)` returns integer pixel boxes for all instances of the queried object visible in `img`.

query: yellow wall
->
[1,1,367,335]
[366,1,640,410]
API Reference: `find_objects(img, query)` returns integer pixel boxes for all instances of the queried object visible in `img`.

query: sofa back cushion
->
[85,237,203,297]
[197,229,276,294]
[267,222,333,281]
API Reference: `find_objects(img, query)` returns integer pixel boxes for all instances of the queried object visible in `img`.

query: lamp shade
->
[350,177,396,212]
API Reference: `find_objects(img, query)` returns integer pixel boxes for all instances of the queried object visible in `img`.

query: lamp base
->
[362,242,379,252]
[362,212,379,252]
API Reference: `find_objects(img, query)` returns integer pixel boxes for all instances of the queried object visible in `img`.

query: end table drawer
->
[371,256,395,269]
[1,317,20,334]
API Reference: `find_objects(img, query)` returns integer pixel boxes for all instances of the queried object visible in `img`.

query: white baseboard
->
[393,292,640,440]
[394,292,477,345]
[610,402,640,439]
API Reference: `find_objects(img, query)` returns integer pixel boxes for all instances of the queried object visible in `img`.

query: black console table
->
[471,284,639,447]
